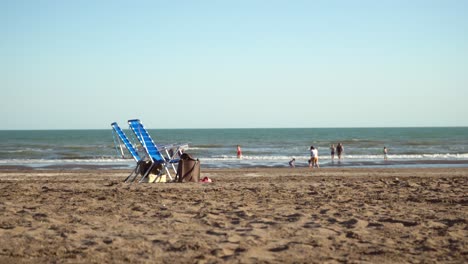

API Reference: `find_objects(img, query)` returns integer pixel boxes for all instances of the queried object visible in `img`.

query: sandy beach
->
[0,167,466,263]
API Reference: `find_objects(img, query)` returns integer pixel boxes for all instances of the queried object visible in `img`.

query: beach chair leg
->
[139,162,155,183]
[123,173,132,183]
[170,163,177,174]
[124,168,135,183]
[164,148,179,174]
[165,166,173,181]
[124,164,140,183]
[129,165,143,183]
[153,171,164,183]
[164,149,171,160]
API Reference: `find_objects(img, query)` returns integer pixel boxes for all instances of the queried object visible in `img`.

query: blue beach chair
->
[111,122,145,182]
[127,119,185,183]
[111,122,141,161]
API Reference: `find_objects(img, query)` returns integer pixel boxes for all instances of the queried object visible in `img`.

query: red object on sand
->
[200,177,212,183]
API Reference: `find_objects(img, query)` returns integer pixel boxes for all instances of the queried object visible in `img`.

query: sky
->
[1,0,467,129]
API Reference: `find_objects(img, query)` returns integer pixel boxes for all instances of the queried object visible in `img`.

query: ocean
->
[0,127,467,169]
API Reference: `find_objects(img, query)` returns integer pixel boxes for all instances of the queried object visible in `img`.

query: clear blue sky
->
[1,0,467,129]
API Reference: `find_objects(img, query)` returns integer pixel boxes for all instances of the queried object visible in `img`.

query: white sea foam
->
[1,153,467,166]
[0,158,133,165]
[184,147,203,150]
[203,153,468,162]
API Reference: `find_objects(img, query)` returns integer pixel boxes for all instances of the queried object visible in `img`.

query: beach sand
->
[0,167,466,263]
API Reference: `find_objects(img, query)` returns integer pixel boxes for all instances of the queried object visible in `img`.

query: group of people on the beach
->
[329,143,344,162]
[288,143,388,168]
[237,143,388,168]
[303,143,344,169]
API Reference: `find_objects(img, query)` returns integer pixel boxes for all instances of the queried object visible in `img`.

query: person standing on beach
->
[237,145,242,159]
[289,158,296,168]
[308,146,313,167]
[383,146,388,161]
[330,144,336,162]
[336,143,344,161]
[309,146,319,168]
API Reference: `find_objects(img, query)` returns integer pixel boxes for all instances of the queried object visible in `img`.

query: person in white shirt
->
[309,146,319,168]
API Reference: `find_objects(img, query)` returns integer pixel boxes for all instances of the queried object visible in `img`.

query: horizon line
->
[0,125,467,131]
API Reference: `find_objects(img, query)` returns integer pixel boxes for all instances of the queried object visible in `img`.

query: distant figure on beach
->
[330,144,335,161]
[289,158,296,168]
[308,146,312,167]
[309,146,319,168]
[383,146,388,161]
[237,145,242,159]
[336,143,344,161]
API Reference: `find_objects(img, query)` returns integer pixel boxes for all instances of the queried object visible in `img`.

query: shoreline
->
[1,158,468,171]
[0,167,467,263]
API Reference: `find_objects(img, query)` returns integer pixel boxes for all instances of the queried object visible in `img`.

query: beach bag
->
[175,153,200,182]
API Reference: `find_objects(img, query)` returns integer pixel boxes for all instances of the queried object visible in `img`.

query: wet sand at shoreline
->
[0,167,466,263]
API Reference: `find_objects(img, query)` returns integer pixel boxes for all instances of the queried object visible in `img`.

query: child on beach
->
[289,158,296,168]
[383,146,388,161]
[237,145,242,159]
[330,144,335,161]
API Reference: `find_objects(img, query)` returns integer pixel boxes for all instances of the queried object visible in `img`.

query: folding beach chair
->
[111,122,146,182]
[127,119,185,183]
[111,122,140,161]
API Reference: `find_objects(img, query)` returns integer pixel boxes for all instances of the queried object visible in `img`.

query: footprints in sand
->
[0,172,466,263]
[32,213,48,222]
[378,217,419,227]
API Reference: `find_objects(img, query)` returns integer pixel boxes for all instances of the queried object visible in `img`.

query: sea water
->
[0,127,467,169]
